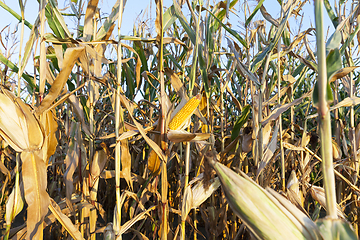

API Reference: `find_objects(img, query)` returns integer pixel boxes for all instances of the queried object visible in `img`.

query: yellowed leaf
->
[83,0,99,41]
[48,198,85,240]
[91,149,107,178]
[36,46,85,116]
[67,94,91,137]
[40,110,58,163]
[261,91,311,126]
[90,148,107,202]
[329,66,359,83]
[119,94,166,163]
[5,182,24,226]
[53,44,64,69]
[283,75,296,84]
[64,123,80,212]
[120,139,133,191]
[0,87,44,152]
[21,151,49,239]
[164,68,188,100]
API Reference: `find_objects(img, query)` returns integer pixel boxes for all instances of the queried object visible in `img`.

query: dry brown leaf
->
[48,198,84,240]
[36,47,85,116]
[283,75,296,84]
[261,91,311,125]
[85,45,109,78]
[260,5,279,27]
[283,142,304,151]
[119,205,156,235]
[120,139,133,191]
[100,170,145,184]
[155,0,162,37]
[40,110,58,163]
[242,132,253,153]
[164,68,188,100]
[331,96,360,108]
[257,121,279,178]
[21,151,49,239]
[83,0,100,42]
[355,122,360,151]
[67,94,91,136]
[309,185,345,219]
[332,139,342,160]
[262,122,272,150]
[167,129,210,143]
[119,94,166,162]
[90,148,107,202]
[289,51,317,71]
[167,129,196,143]
[304,34,316,62]
[263,86,289,106]
[329,66,359,83]
[63,123,80,212]
[91,149,107,178]
[182,176,220,223]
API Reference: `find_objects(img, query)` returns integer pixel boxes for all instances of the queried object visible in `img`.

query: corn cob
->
[168,94,201,130]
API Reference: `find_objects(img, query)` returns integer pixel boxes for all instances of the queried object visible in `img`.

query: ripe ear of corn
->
[168,94,201,131]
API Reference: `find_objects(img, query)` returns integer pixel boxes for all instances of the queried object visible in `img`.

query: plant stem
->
[115,0,124,239]
[39,0,46,100]
[314,0,337,219]
[277,1,285,192]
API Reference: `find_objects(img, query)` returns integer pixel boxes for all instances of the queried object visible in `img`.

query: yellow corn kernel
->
[168,94,201,130]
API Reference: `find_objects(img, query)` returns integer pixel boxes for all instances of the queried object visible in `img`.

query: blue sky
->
[0,0,335,39]
[0,0,336,69]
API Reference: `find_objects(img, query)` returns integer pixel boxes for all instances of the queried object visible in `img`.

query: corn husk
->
[309,185,345,219]
[0,87,44,152]
[207,152,323,240]
[181,174,220,221]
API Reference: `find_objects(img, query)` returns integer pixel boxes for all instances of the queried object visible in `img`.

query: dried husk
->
[0,87,44,152]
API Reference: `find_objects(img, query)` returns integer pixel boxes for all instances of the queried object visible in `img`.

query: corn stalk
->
[115,0,125,239]
[314,0,337,219]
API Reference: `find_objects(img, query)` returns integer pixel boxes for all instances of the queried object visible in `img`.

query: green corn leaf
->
[323,0,338,28]
[231,105,250,141]
[326,48,342,81]
[313,80,334,107]
[316,219,357,240]
[205,7,248,49]
[245,0,265,27]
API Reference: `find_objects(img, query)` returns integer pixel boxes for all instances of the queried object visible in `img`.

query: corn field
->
[0,0,360,239]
